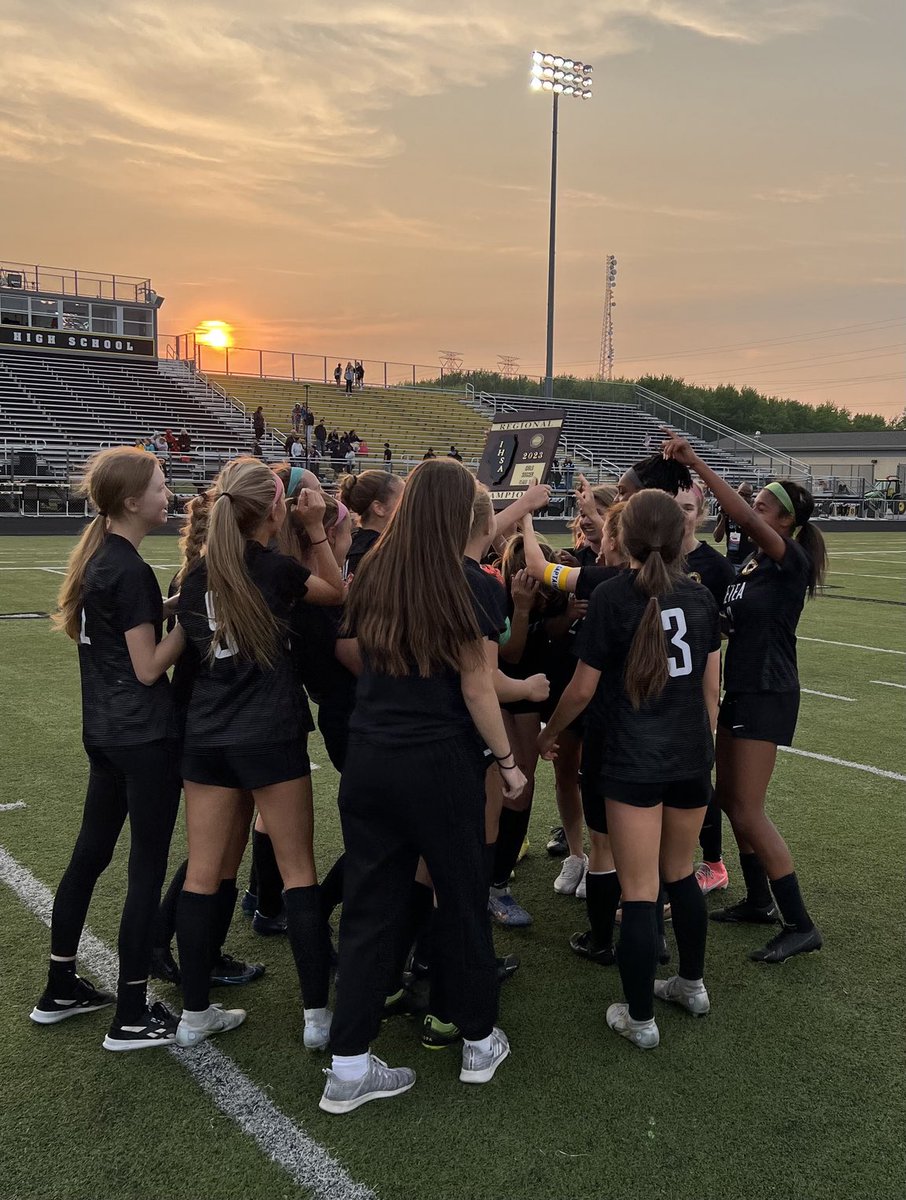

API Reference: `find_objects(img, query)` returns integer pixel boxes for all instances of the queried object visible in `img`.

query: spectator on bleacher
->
[348,428,360,444]
[252,406,266,442]
[304,409,315,452]
[315,421,327,454]
[447,445,462,462]
[177,428,192,454]
[334,363,342,388]
[291,403,303,433]
[551,459,563,490]
[290,437,305,461]
[423,447,436,459]
[355,361,365,388]
[345,445,358,474]
[153,433,168,453]
[164,429,178,453]
[344,363,354,394]
[358,440,369,456]
[284,431,297,455]
[383,442,393,472]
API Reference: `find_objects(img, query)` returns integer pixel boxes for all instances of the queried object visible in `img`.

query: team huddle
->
[29,436,828,1114]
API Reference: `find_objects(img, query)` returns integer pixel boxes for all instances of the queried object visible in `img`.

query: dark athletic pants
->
[51,740,181,982]
[330,732,498,1056]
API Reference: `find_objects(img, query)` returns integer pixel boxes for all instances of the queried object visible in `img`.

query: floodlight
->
[553,83,564,92]
[531,64,543,77]
[532,50,543,63]
[543,53,554,64]
[542,80,554,90]
[553,56,564,66]
[563,59,574,69]
[582,90,592,99]
[530,77,543,90]
[563,86,574,95]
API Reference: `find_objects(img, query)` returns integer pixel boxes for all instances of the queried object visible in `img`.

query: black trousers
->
[330,733,498,1056]
[52,740,181,982]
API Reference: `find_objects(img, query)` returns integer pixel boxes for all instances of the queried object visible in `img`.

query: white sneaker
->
[554,853,588,896]
[606,1003,659,1050]
[460,1027,510,1084]
[576,871,587,900]
[303,1011,332,1051]
[175,1003,246,1047]
[319,1055,415,1114]
[654,975,710,1016]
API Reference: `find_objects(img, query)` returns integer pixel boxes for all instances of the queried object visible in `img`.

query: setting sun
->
[195,319,233,350]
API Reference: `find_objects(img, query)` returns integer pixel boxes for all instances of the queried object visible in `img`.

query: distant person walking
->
[252,407,265,443]
[383,443,393,473]
[334,363,343,388]
[344,363,355,395]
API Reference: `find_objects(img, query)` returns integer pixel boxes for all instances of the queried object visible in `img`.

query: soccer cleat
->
[150,945,181,985]
[546,826,569,858]
[517,836,530,863]
[569,930,616,966]
[210,953,265,986]
[711,899,780,925]
[488,891,533,928]
[421,1014,461,1050]
[30,975,115,1025]
[554,853,588,896]
[496,954,520,982]
[252,909,287,936]
[460,1027,510,1083]
[103,1002,178,1051]
[319,1055,416,1114]
[240,889,257,917]
[606,1004,659,1050]
[749,925,823,964]
[695,860,730,895]
[303,1011,333,1051]
[175,1002,246,1047]
[654,975,711,1016]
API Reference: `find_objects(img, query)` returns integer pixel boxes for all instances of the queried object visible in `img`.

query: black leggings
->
[51,741,181,982]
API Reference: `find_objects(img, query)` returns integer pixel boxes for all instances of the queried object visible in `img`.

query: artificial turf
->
[0,531,904,1200]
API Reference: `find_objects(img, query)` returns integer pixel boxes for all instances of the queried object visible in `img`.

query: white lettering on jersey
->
[724,581,746,604]
[204,592,238,660]
[661,607,692,677]
[79,609,91,645]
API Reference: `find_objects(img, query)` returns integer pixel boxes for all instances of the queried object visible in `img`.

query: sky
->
[2,0,904,416]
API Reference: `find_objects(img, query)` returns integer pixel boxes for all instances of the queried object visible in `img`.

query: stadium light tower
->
[530,49,594,399]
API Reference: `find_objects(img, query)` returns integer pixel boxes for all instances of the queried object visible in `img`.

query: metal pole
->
[543,93,559,400]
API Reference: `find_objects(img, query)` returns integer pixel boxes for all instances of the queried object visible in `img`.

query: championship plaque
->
[477,410,564,509]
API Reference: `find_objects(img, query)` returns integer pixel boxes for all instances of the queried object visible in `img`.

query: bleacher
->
[0,351,267,479]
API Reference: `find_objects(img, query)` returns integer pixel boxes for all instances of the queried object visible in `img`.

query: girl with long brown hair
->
[173,457,344,1049]
[539,489,721,1050]
[320,458,526,1114]
[31,448,185,1051]
[662,434,826,963]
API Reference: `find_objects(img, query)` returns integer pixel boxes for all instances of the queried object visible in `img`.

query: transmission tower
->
[497,354,519,379]
[439,349,463,373]
[598,255,618,380]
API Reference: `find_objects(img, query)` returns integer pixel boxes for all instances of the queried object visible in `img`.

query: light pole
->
[531,50,593,399]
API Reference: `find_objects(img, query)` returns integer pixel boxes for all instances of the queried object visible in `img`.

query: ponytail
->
[176,492,211,586]
[53,515,108,639]
[776,479,827,598]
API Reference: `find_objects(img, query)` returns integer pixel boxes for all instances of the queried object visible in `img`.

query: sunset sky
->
[2,0,904,415]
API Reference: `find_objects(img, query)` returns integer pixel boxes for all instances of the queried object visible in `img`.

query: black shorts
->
[603,774,712,810]
[182,741,311,790]
[718,691,800,747]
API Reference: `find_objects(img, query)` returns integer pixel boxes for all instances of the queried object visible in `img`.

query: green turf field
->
[1,531,904,1200]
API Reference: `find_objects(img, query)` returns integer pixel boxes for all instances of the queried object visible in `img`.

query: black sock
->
[319,853,346,917]
[585,871,620,948]
[253,831,284,918]
[484,842,496,889]
[116,979,147,1024]
[655,887,667,937]
[154,859,188,951]
[210,878,238,963]
[617,901,657,1022]
[391,881,435,987]
[176,890,217,1011]
[284,885,330,1010]
[492,807,531,889]
[247,856,258,898]
[739,852,773,909]
[665,874,707,981]
[770,873,814,932]
[699,795,723,863]
[48,958,76,995]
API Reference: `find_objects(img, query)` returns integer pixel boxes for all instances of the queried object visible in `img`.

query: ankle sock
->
[585,870,620,948]
[463,1033,494,1054]
[176,890,217,1012]
[665,873,708,981]
[739,852,773,909]
[617,900,657,1023]
[492,807,531,890]
[284,885,330,1010]
[770,872,814,932]
[332,1052,370,1081]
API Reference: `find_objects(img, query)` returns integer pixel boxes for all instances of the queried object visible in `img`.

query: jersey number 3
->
[661,607,692,677]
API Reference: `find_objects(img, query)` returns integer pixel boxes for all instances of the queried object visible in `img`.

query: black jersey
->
[348,562,505,746]
[576,572,720,782]
[177,542,311,748]
[464,557,507,638]
[77,534,172,747]
[344,528,379,582]
[575,563,622,603]
[167,572,200,739]
[685,541,737,606]
[574,544,599,568]
[290,603,354,717]
[722,537,810,694]
[722,517,754,566]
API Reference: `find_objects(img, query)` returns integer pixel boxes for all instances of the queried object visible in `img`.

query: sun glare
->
[196,320,233,350]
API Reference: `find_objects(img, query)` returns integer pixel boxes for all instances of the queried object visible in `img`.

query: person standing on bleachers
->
[177,429,192,454]
[315,420,327,455]
[383,443,393,473]
[304,409,315,453]
[291,403,303,433]
[252,406,266,446]
[334,363,343,388]
[344,363,355,394]
[355,361,365,389]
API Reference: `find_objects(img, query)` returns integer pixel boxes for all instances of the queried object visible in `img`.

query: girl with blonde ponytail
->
[539,488,721,1052]
[173,457,344,1051]
[32,448,185,1052]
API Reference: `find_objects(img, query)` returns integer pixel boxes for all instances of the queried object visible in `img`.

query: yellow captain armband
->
[542,562,558,587]
[543,563,572,592]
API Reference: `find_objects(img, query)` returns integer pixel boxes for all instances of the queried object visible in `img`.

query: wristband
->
[494,752,516,766]
[309,537,328,546]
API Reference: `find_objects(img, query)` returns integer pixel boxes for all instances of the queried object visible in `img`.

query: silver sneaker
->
[553,854,588,896]
[459,1027,510,1084]
[303,1011,332,1051]
[175,1003,246,1048]
[606,1003,660,1049]
[319,1055,415,1114]
[654,975,710,1016]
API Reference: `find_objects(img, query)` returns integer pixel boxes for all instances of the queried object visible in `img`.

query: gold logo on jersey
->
[688,571,702,584]
[741,558,759,577]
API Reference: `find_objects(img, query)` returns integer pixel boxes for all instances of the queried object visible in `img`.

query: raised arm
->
[493,484,552,544]
[520,514,581,592]
[295,487,345,603]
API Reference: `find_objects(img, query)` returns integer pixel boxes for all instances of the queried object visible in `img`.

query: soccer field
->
[1,531,904,1200]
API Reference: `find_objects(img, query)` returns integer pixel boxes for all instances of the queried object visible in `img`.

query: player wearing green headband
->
[661,433,827,965]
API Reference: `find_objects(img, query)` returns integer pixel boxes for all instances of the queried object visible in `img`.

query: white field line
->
[830,571,906,581]
[801,689,855,702]
[0,802,26,811]
[799,636,905,656]
[870,680,906,690]
[778,747,906,784]
[0,845,377,1200]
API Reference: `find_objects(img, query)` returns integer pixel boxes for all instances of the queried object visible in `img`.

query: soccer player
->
[714,481,755,570]
[319,459,525,1113]
[662,434,827,963]
[31,448,185,1050]
[539,488,721,1049]
[173,458,345,1048]
[339,469,403,583]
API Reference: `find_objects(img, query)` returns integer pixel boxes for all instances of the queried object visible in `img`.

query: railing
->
[0,259,153,303]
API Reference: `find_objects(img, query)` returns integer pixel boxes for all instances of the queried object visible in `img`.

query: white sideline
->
[0,801,27,811]
[799,636,905,656]
[0,845,377,1200]
[801,689,854,702]
[778,747,906,783]
[871,680,906,690]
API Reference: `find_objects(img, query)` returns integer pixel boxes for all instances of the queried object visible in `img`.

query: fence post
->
[412,365,416,386]
[259,349,263,378]
[291,353,296,382]
[323,357,328,384]
[384,362,388,388]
